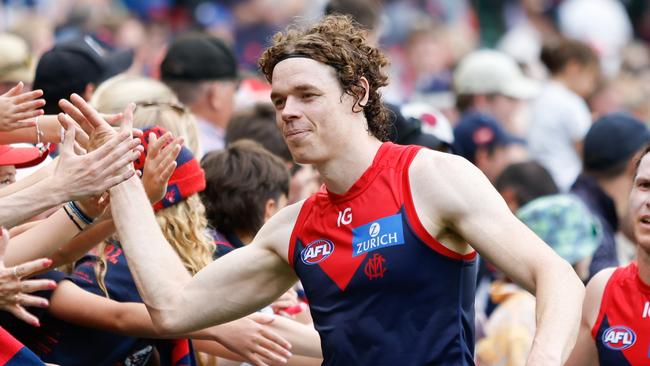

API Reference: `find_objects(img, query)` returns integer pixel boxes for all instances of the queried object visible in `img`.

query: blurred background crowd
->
[1,0,650,365]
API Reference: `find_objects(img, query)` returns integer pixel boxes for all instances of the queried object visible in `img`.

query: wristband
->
[68,201,94,225]
[35,116,44,145]
[62,204,84,231]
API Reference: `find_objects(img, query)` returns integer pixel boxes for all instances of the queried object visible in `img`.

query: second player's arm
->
[110,175,299,335]
[410,150,585,366]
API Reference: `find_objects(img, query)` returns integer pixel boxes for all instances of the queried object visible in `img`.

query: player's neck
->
[637,246,650,286]
[317,136,382,195]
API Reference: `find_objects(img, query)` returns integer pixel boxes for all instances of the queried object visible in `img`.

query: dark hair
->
[258,15,391,141]
[225,103,292,163]
[633,143,650,179]
[540,38,599,75]
[324,0,381,31]
[495,161,559,207]
[585,159,630,180]
[200,140,290,236]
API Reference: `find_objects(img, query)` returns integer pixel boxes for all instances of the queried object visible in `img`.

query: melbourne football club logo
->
[352,213,405,257]
[602,326,636,350]
[301,239,335,265]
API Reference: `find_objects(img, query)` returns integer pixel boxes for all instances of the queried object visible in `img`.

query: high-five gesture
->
[0,82,45,132]
[53,94,142,200]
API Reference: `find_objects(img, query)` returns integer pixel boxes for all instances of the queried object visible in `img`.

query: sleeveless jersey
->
[592,262,650,365]
[288,142,478,365]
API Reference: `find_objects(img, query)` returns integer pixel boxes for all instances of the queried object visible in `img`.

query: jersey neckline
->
[324,142,391,203]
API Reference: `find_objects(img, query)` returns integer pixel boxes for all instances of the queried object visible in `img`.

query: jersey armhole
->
[402,148,477,261]
[590,268,620,339]
[287,196,317,268]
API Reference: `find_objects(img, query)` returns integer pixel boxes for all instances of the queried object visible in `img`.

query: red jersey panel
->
[592,262,650,365]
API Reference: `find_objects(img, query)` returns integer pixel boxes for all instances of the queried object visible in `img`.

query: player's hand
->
[0,228,56,326]
[212,313,293,366]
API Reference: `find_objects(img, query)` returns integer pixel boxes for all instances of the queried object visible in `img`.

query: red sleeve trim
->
[288,196,317,267]
[402,148,477,261]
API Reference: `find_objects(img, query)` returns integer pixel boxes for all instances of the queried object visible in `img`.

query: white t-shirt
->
[196,117,225,157]
[527,81,592,192]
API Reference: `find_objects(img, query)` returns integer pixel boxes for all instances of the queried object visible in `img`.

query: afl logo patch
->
[602,326,636,350]
[301,239,334,265]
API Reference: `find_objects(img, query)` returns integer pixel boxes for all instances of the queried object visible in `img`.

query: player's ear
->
[358,76,370,107]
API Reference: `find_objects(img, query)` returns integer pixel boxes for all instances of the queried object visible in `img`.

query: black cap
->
[453,112,525,163]
[33,36,133,114]
[161,33,238,82]
[584,112,650,171]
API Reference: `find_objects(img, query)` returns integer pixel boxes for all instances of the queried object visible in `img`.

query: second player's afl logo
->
[364,253,387,280]
[369,222,380,237]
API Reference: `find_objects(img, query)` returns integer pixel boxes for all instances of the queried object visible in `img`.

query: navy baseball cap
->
[34,36,133,115]
[453,113,525,163]
[161,32,238,82]
[584,113,650,171]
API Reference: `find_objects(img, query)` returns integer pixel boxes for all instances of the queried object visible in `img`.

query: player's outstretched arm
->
[110,173,298,334]
[565,268,614,366]
[409,150,585,366]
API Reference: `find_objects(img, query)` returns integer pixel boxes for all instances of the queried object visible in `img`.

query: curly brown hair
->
[259,15,391,141]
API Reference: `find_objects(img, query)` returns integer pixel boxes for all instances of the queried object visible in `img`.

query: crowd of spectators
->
[1,0,650,365]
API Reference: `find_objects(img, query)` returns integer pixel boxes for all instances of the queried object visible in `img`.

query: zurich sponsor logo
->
[301,239,334,265]
[352,213,405,257]
[602,326,636,350]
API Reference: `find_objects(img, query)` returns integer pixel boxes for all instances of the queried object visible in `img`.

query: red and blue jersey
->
[0,327,43,365]
[288,142,477,365]
[592,262,650,365]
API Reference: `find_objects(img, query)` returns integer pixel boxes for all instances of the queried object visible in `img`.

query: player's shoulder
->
[410,149,482,183]
[253,198,307,252]
[583,267,617,326]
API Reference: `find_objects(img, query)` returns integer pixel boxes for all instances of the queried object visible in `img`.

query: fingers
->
[72,120,90,147]
[7,304,40,327]
[1,82,23,97]
[16,293,49,308]
[118,103,135,139]
[58,98,94,134]
[247,353,269,366]
[57,113,77,155]
[70,94,110,130]
[19,278,56,294]
[259,327,292,353]
[102,113,123,126]
[249,312,275,325]
[101,169,136,190]
[256,335,292,363]
[12,257,53,280]
[0,227,9,260]
[11,89,43,104]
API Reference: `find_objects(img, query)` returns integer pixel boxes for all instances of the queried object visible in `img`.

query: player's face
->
[630,153,650,251]
[270,57,360,165]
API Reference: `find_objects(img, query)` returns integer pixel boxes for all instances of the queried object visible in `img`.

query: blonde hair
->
[95,194,213,297]
[91,74,201,155]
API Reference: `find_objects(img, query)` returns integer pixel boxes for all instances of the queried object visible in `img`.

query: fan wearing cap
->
[0,33,36,94]
[453,49,538,138]
[571,113,650,279]
[453,113,528,183]
[161,32,239,155]
[33,35,133,116]
[528,38,600,192]
[477,194,602,366]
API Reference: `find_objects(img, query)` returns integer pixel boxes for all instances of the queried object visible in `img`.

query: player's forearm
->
[528,260,584,365]
[0,176,67,228]
[270,315,322,358]
[109,176,192,332]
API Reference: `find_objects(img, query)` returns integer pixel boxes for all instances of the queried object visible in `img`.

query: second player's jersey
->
[592,262,650,365]
[288,142,478,365]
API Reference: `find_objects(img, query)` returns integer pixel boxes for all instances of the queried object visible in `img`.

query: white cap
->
[0,33,35,83]
[453,49,538,99]
[401,102,454,145]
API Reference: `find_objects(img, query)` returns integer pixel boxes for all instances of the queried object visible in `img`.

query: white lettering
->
[305,244,331,260]
[643,301,649,318]
[605,331,633,345]
[337,208,352,227]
